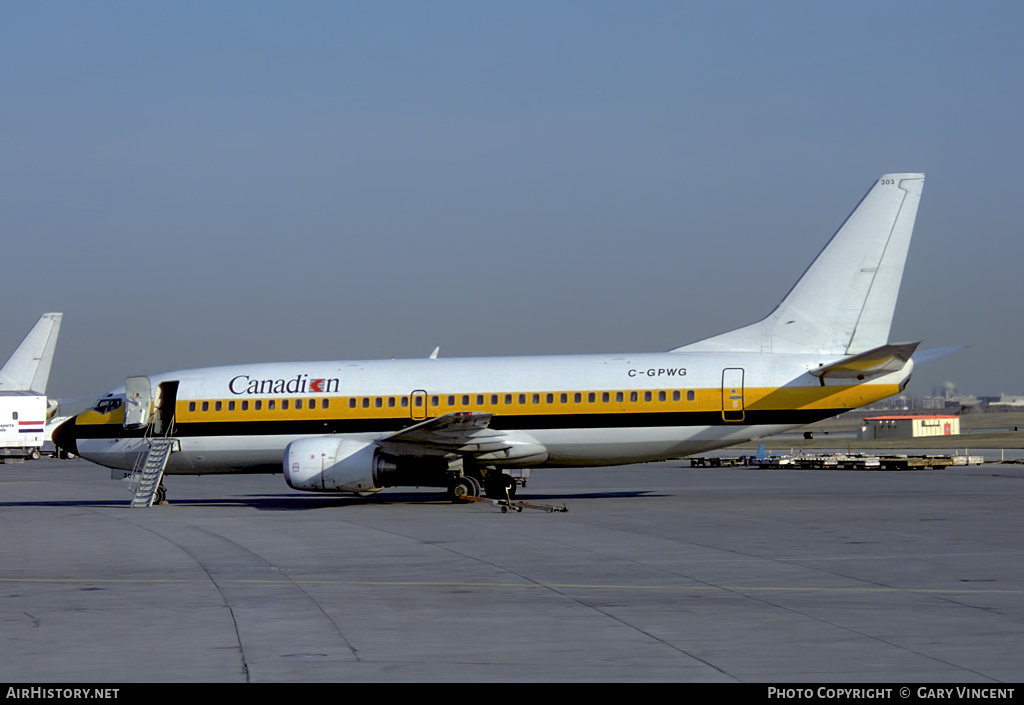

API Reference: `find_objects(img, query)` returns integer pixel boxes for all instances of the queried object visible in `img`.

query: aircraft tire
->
[448,476,479,503]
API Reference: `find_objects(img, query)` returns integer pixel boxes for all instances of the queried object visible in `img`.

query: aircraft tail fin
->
[0,313,63,393]
[673,174,925,355]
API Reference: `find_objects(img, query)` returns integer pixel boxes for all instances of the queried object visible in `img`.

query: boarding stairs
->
[129,427,177,508]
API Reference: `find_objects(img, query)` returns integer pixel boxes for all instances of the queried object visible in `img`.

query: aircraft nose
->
[52,416,79,457]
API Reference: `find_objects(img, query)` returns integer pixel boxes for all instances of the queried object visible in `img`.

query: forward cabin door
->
[123,376,152,429]
[721,368,745,422]
[154,381,179,435]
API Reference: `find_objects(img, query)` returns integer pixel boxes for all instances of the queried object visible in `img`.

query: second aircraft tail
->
[0,313,63,393]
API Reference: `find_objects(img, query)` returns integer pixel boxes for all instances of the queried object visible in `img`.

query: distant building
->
[920,395,979,410]
[991,395,1024,407]
[859,415,960,440]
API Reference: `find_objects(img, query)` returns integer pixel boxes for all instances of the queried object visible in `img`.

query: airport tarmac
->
[2,458,1022,683]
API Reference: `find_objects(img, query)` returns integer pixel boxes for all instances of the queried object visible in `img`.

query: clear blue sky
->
[2,1,1020,398]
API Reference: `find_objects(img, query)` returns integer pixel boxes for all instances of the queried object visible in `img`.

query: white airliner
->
[54,174,925,502]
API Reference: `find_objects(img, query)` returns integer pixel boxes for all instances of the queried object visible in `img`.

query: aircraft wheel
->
[448,476,478,503]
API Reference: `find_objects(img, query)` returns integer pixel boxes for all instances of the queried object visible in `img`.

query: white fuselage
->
[65,349,911,475]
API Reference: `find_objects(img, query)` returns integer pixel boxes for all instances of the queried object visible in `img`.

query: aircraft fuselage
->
[59,349,910,475]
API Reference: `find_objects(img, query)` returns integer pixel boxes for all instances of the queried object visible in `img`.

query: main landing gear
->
[446,473,564,513]
[447,475,481,503]
[447,473,519,503]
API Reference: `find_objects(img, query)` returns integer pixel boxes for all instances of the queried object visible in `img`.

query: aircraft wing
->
[809,342,919,382]
[375,412,512,455]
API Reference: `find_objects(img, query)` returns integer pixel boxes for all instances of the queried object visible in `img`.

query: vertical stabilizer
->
[0,313,63,393]
[673,174,924,355]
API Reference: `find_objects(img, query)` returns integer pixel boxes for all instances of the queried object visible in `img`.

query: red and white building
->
[859,415,960,440]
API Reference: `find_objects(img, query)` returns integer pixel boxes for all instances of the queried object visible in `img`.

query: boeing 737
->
[54,174,925,504]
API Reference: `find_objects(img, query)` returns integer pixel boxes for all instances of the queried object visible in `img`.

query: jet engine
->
[284,437,397,493]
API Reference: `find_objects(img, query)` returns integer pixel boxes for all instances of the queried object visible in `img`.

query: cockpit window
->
[93,396,124,414]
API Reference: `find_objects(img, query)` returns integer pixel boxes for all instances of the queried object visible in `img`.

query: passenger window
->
[462,395,470,405]
[242,400,249,411]
[630,391,637,402]
[202,401,209,411]
[431,396,439,406]
[402,397,409,407]
[448,395,455,406]
[189,402,196,412]
[645,391,652,402]
[589,392,596,403]
[532,394,540,404]
[282,400,289,410]
[476,395,484,405]
[296,399,303,410]
[616,392,624,402]
[687,390,695,401]
[268,400,275,410]
[574,393,582,403]
[547,393,554,403]
[491,394,498,405]
[322,399,329,409]
[215,401,222,411]
[375,397,382,408]
[602,392,609,402]
[362,398,369,408]
[505,394,513,405]
[255,400,262,411]
[672,391,681,401]
[228,401,236,411]
[519,394,526,404]
[658,391,666,402]
[12,412,18,420]
[349,398,356,408]
[388,397,395,408]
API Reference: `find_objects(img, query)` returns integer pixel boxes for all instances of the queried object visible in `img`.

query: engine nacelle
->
[284,437,393,493]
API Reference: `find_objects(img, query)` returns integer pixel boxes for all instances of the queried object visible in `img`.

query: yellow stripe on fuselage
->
[75,383,900,426]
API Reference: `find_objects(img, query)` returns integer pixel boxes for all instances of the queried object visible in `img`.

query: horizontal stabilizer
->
[912,346,965,364]
[809,342,918,381]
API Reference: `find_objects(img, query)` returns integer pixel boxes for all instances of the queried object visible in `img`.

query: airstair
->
[128,433,178,508]
[121,376,180,508]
